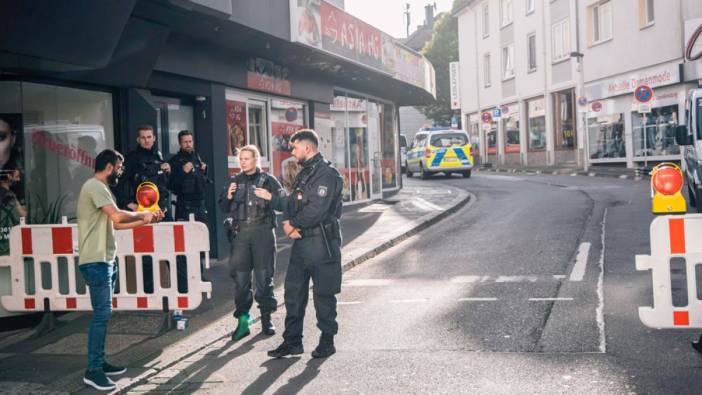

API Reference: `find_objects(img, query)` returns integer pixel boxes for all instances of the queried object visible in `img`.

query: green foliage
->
[418,0,471,125]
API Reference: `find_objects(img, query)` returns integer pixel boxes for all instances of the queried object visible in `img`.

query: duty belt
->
[300,222,334,238]
[234,216,271,228]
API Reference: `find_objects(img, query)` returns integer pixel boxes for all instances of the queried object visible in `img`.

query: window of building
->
[502,44,514,80]
[0,81,115,226]
[484,53,492,87]
[270,99,307,191]
[631,105,680,157]
[639,0,654,28]
[502,109,520,153]
[487,125,497,155]
[247,101,268,158]
[588,114,626,159]
[527,33,537,72]
[482,3,490,38]
[551,19,570,63]
[500,0,513,27]
[554,90,576,149]
[591,1,613,44]
[527,97,546,151]
[526,0,535,15]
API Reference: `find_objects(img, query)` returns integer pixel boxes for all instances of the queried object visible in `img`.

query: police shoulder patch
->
[317,185,328,197]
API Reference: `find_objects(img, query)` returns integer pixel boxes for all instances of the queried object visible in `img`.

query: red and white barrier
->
[0,216,212,313]
[637,214,702,328]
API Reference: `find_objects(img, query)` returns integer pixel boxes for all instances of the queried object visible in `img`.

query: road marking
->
[338,301,363,305]
[450,276,490,283]
[528,298,574,301]
[553,275,567,279]
[496,275,539,283]
[458,297,498,302]
[596,209,608,353]
[569,242,591,281]
[343,279,393,286]
[412,197,443,211]
[389,298,428,304]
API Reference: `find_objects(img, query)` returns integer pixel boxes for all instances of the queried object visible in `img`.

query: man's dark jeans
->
[79,261,117,372]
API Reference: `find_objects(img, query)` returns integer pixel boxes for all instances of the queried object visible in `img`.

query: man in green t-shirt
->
[77,149,163,391]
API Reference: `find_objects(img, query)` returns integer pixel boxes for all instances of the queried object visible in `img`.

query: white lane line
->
[389,298,428,304]
[553,275,567,279]
[458,297,498,302]
[450,276,490,283]
[495,275,538,283]
[528,298,574,301]
[343,279,393,286]
[569,242,592,281]
[412,197,443,211]
[596,209,608,353]
[338,301,363,305]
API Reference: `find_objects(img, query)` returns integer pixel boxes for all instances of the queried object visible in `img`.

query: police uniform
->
[218,168,285,338]
[122,146,172,221]
[268,152,343,358]
[168,150,209,222]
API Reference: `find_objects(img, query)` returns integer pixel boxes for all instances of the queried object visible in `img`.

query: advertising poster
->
[0,114,24,255]
[226,100,246,175]
[272,121,304,191]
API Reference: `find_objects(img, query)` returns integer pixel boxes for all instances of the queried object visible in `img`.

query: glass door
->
[367,100,382,200]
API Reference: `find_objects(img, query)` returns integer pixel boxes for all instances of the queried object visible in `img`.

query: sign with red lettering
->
[246,58,291,96]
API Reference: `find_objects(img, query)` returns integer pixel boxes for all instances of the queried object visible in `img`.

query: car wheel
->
[420,163,430,180]
[462,170,472,178]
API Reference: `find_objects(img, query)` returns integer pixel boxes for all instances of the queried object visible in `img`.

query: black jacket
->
[218,169,285,226]
[121,146,169,208]
[168,149,207,202]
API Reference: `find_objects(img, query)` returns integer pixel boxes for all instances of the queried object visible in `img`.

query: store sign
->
[584,61,681,101]
[528,98,545,118]
[330,96,367,112]
[290,0,435,96]
[246,58,291,96]
[449,62,461,110]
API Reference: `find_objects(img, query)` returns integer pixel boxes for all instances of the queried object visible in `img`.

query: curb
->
[476,167,648,181]
[115,186,473,394]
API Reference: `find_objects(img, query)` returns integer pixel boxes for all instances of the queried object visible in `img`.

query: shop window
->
[379,103,397,189]
[331,93,350,202]
[20,82,114,224]
[632,105,680,157]
[271,99,306,191]
[347,95,369,202]
[554,90,576,150]
[487,125,497,155]
[551,19,570,63]
[588,114,626,159]
[527,97,546,151]
[248,101,268,158]
[502,110,520,153]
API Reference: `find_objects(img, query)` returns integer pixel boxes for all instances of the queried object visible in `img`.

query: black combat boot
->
[267,342,304,358]
[311,334,336,358]
[261,313,275,336]
[692,333,702,354]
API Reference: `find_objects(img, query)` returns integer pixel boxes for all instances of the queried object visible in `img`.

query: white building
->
[456,0,702,169]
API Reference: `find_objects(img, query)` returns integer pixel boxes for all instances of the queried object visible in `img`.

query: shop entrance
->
[150,95,195,158]
[368,101,382,200]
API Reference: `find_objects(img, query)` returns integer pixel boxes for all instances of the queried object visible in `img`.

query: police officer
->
[168,130,209,222]
[218,145,285,340]
[122,125,172,220]
[258,129,343,359]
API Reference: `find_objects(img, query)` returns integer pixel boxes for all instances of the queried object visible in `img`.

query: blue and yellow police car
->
[406,128,474,179]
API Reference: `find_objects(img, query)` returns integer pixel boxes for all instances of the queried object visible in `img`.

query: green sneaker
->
[232,314,250,341]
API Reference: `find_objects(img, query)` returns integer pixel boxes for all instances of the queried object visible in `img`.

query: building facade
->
[456,0,702,169]
[0,0,435,257]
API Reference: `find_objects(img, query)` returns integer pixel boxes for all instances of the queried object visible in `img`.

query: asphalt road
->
[132,172,702,394]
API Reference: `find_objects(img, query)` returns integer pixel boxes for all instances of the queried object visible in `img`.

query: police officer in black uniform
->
[122,125,172,220]
[259,129,343,359]
[218,145,285,340]
[168,130,209,222]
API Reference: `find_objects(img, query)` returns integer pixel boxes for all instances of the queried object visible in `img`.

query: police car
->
[406,128,474,179]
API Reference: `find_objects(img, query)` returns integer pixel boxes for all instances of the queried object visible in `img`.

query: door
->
[368,101,382,200]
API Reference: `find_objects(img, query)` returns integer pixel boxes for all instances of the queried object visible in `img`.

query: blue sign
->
[634,85,654,103]
[492,108,502,119]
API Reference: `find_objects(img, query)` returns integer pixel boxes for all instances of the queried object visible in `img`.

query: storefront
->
[553,89,577,164]
[0,0,435,256]
[526,96,547,166]
[584,60,688,167]
[500,103,520,166]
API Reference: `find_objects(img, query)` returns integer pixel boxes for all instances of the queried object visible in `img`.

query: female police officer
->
[218,145,285,340]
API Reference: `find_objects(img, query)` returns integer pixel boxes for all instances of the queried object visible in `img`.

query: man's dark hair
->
[95,149,124,172]
[137,124,154,137]
[178,130,193,143]
[290,129,319,147]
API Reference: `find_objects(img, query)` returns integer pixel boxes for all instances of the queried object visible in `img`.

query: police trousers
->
[228,223,277,317]
[282,234,342,345]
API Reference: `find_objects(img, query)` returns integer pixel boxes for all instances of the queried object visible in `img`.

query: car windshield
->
[430,133,467,147]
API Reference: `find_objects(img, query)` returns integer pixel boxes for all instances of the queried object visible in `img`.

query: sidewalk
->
[0,179,470,394]
[476,164,651,180]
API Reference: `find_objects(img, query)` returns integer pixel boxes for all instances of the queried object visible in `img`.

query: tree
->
[418,0,470,126]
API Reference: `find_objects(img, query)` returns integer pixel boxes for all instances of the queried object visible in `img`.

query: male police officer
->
[218,145,286,340]
[257,129,343,359]
[168,130,209,222]
[122,125,172,220]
